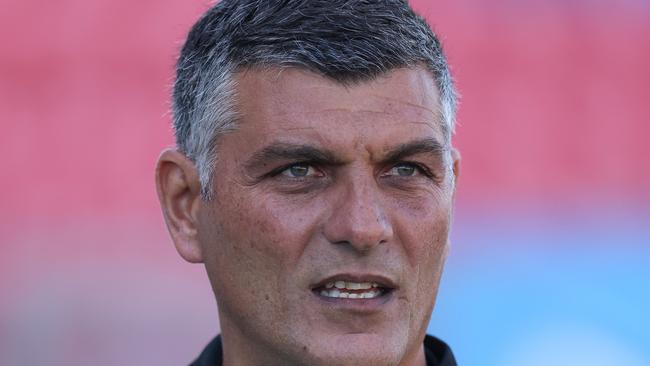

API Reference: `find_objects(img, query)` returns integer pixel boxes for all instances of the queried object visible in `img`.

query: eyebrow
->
[244,143,344,172]
[244,137,447,173]
[380,137,447,164]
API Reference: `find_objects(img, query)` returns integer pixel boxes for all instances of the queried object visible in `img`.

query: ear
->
[450,147,461,191]
[155,148,204,263]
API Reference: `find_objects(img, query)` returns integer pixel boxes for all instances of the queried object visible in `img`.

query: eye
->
[280,163,318,178]
[386,163,421,177]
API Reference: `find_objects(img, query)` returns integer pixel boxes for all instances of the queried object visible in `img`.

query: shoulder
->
[424,334,457,366]
[190,335,223,366]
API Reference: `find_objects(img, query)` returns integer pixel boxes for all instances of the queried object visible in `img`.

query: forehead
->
[228,67,446,155]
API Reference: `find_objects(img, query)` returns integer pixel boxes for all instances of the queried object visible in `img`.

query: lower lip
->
[311,289,394,310]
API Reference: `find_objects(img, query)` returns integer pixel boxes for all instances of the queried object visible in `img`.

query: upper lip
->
[311,273,398,290]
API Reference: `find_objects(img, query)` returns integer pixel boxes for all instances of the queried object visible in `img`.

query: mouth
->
[311,275,396,301]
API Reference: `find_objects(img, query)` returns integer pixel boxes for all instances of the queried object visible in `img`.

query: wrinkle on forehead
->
[304,108,444,142]
[296,78,445,137]
[369,93,443,122]
[317,102,439,117]
[369,88,439,108]
[234,66,449,144]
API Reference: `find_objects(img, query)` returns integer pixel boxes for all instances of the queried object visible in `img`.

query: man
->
[155,0,460,365]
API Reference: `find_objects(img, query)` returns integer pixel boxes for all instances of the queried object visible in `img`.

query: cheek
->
[389,194,451,335]
[254,194,324,250]
[391,190,452,268]
[207,189,325,271]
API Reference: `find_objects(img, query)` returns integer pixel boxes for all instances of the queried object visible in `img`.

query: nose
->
[323,175,394,253]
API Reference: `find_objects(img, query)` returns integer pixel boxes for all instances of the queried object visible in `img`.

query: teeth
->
[317,280,386,299]
[319,289,381,299]
[348,282,361,290]
[326,281,381,291]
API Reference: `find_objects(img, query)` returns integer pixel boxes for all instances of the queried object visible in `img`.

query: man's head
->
[156,1,459,365]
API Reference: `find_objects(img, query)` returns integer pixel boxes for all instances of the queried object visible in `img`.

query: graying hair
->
[173,0,458,199]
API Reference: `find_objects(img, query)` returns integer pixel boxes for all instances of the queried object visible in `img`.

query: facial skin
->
[156,67,460,366]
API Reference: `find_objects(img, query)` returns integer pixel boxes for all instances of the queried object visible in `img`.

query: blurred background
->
[1,0,648,365]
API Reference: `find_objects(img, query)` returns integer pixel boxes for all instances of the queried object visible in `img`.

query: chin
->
[304,333,407,366]
[313,351,401,366]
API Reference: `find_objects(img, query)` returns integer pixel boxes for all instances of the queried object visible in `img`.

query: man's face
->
[197,67,458,365]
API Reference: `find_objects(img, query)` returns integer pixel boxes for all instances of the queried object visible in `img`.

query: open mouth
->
[312,280,394,300]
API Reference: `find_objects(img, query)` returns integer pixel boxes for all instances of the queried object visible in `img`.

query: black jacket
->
[191,334,457,365]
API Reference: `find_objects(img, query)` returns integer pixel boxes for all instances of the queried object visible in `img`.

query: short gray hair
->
[172,0,457,200]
